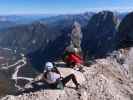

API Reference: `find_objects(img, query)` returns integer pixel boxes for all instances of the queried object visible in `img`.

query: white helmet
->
[45,62,54,70]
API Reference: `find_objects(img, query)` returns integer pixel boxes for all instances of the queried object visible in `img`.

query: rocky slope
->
[2,47,133,100]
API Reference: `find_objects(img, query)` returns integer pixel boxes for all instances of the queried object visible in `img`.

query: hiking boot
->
[74,67,85,72]
[78,67,85,72]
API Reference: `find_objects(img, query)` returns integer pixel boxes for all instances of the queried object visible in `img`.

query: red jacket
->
[65,53,83,64]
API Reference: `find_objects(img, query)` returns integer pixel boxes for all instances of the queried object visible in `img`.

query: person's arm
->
[54,67,60,74]
[32,74,43,84]
[43,71,59,84]
[53,67,63,79]
[32,72,48,83]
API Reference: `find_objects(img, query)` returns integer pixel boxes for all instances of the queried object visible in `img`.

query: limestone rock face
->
[65,21,83,54]
[118,12,133,47]
[83,11,118,57]
[2,48,133,100]
[70,21,83,51]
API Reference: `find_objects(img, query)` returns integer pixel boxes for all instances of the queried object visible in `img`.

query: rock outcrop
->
[2,47,133,100]
[118,12,133,47]
[64,21,83,54]
[82,11,118,57]
[70,21,83,51]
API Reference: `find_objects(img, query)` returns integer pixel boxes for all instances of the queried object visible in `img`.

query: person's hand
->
[60,77,63,80]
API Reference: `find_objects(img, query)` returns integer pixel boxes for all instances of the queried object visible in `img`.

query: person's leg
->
[32,80,58,89]
[61,74,79,86]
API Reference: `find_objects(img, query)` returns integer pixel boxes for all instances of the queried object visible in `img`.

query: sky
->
[0,0,133,15]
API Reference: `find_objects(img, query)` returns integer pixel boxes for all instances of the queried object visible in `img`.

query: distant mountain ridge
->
[0,12,94,52]
[0,11,131,70]
[0,14,56,30]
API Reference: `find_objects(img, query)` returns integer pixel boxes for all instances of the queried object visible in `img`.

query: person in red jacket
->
[63,47,84,71]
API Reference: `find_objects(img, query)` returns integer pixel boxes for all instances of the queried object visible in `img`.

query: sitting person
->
[63,47,84,71]
[24,62,81,92]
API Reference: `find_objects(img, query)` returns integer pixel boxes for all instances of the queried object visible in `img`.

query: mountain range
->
[0,11,128,68]
[0,11,132,97]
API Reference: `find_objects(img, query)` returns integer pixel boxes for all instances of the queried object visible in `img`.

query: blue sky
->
[0,0,133,15]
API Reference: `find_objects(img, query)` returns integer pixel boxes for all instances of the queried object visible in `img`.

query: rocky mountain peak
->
[82,11,118,58]
[118,12,133,47]
[70,21,83,51]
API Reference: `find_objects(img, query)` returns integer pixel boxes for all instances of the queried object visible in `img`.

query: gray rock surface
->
[70,21,83,51]
[2,47,133,100]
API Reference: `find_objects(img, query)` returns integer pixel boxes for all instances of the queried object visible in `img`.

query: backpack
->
[56,80,64,90]
[65,53,83,65]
